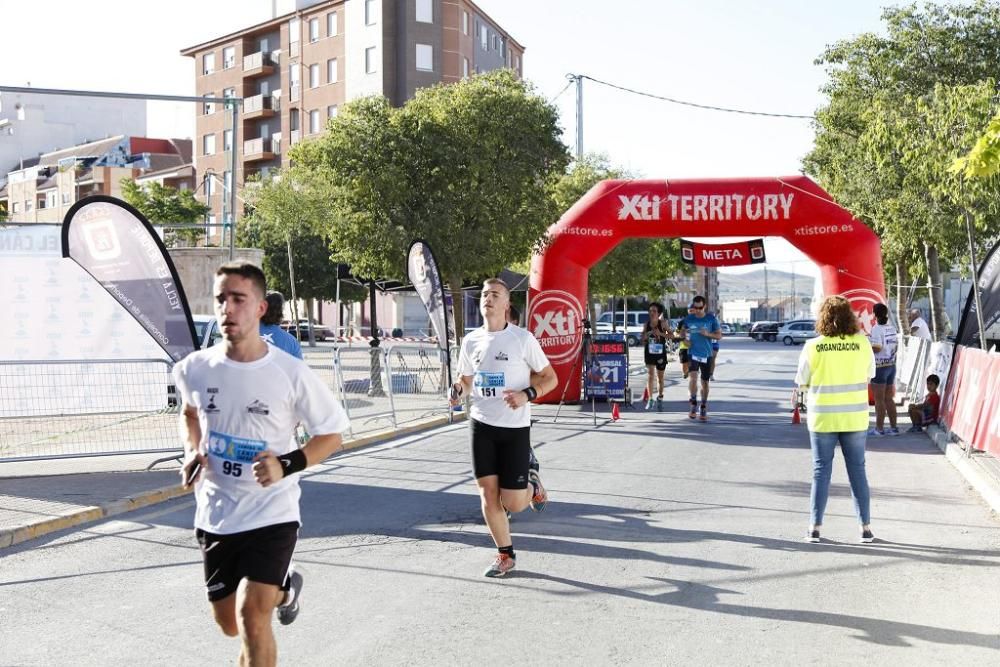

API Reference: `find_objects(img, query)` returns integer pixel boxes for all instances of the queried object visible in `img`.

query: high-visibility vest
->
[803,334,873,432]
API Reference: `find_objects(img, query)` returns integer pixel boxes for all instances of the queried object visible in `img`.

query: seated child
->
[907,374,941,432]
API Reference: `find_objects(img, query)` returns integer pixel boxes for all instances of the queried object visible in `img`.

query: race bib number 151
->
[474,371,505,397]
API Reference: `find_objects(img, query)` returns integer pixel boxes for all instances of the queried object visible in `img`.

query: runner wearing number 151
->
[450,279,557,577]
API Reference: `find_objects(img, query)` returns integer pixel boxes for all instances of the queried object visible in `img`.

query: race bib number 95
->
[207,430,267,480]
[474,371,506,398]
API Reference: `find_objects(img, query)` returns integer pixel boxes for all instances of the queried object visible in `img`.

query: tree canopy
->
[119,180,210,247]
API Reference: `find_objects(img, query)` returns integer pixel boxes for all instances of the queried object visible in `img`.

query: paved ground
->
[1,338,998,665]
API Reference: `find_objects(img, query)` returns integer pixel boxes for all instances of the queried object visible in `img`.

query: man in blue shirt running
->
[259,291,304,359]
[678,295,722,421]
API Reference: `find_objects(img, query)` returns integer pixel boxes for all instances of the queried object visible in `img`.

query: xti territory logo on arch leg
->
[528,290,584,365]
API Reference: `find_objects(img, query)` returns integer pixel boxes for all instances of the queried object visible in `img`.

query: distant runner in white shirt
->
[908,308,933,341]
[868,303,899,436]
[174,261,349,667]
[450,278,557,578]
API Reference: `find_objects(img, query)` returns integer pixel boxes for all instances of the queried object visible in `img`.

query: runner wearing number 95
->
[450,279,558,577]
[173,262,350,667]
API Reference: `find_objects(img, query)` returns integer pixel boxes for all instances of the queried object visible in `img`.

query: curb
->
[0,412,467,550]
[927,425,1000,516]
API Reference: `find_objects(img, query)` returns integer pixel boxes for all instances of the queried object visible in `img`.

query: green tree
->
[0,200,7,223]
[240,168,365,344]
[804,1,1000,337]
[120,179,210,247]
[292,69,569,336]
[549,153,691,324]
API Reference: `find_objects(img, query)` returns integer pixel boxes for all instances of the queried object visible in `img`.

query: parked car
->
[778,320,818,345]
[720,323,733,335]
[281,319,333,341]
[750,321,783,342]
[595,310,651,346]
[193,314,222,349]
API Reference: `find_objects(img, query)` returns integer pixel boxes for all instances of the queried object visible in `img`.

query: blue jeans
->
[809,430,871,526]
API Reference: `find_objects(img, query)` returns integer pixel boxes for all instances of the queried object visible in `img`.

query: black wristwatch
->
[523,386,538,401]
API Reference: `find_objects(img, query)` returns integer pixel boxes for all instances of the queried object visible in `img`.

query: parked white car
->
[193,315,222,349]
[594,310,651,346]
[778,320,818,345]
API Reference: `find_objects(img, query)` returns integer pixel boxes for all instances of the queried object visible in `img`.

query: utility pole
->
[569,73,583,160]
[764,266,770,319]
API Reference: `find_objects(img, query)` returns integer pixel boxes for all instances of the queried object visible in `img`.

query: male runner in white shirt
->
[450,279,557,577]
[174,262,349,667]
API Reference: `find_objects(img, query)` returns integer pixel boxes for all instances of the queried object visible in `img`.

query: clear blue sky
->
[4,0,906,275]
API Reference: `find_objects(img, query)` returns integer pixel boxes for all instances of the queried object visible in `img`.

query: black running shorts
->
[644,353,667,370]
[195,521,299,602]
[470,418,531,489]
[678,348,690,364]
[689,358,712,382]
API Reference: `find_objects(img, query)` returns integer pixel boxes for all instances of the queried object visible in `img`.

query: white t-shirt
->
[457,324,550,428]
[869,323,898,366]
[910,316,932,341]
[172,345,350,534]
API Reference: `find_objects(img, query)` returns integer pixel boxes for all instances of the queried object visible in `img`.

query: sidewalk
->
[0,413,464,549]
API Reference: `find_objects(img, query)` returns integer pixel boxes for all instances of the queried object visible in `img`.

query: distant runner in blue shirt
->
[679,295,721,421]
[259,291,304,359]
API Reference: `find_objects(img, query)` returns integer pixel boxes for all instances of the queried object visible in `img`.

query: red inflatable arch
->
[527,176,885,403]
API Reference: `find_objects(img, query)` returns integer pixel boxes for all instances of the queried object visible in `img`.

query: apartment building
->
[0,136,193,224]
[670,266,720,311]
[181,0,524,240]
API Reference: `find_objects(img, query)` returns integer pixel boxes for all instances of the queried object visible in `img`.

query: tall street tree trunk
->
[924,241,945,342]
[449,273,465,344]
[895,261,910,333]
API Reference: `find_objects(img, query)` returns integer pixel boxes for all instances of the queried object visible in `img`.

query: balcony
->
[243,51,275,77]
[243,94,277,119]
[244,137,275,163]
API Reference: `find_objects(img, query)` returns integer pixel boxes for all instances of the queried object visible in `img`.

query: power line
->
[574,74,815,120]
[549,80,574,104]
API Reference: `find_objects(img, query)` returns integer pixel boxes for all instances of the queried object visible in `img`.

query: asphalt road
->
[1,337,998,665]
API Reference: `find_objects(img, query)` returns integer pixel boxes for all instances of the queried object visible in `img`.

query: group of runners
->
[639,295,723,421]
[177,264,557,665]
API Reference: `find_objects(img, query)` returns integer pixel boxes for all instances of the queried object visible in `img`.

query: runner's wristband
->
[523,386,538,401]
[276,449,308,478]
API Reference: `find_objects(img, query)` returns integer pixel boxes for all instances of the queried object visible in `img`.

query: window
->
[223,129,233,151]
[309,63,320,88]
[204,175,215,197]
[416,0,432,23]
[61,192,71,205]
[47,192,58,209]
[480,25,488,49]
[309,109,321,134]
[492,34,498,50]
[202,52,215,75]
[514,54,520,70]
[327,105,338,118]
[327,58,338,83]
[289,17,301,42]
[203,133,216,155]
[462,10,468,34]
[365,46,377,73]
[415,44,433,72]
[462,57,469,78]
[222,46,235,69]
[11,202,20,214]
[223,87,236,99]
[24,200,32,212]
[203,93,215,115]
[309,18,320,42]
[289,63,300,85]
[365,0,376,25]
[327,11,338,36]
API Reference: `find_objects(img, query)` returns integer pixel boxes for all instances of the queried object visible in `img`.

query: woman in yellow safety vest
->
[794,295,876,544]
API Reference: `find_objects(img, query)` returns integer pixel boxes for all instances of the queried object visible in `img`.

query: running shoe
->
[484,553,516,578]
[528,469,547,512]
[906,425,923,433]
[867,428,884,437]
[860,529,875,544]
[277,564,304,626]
[646,398,655,410]
[805,529,820,543]
[528,445,539,473]
[699,404,708,422]
[688,398,697,419]
[886,427,900,436]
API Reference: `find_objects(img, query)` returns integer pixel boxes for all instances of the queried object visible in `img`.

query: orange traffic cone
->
[792,403,801,425]
[611,402,621,421]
